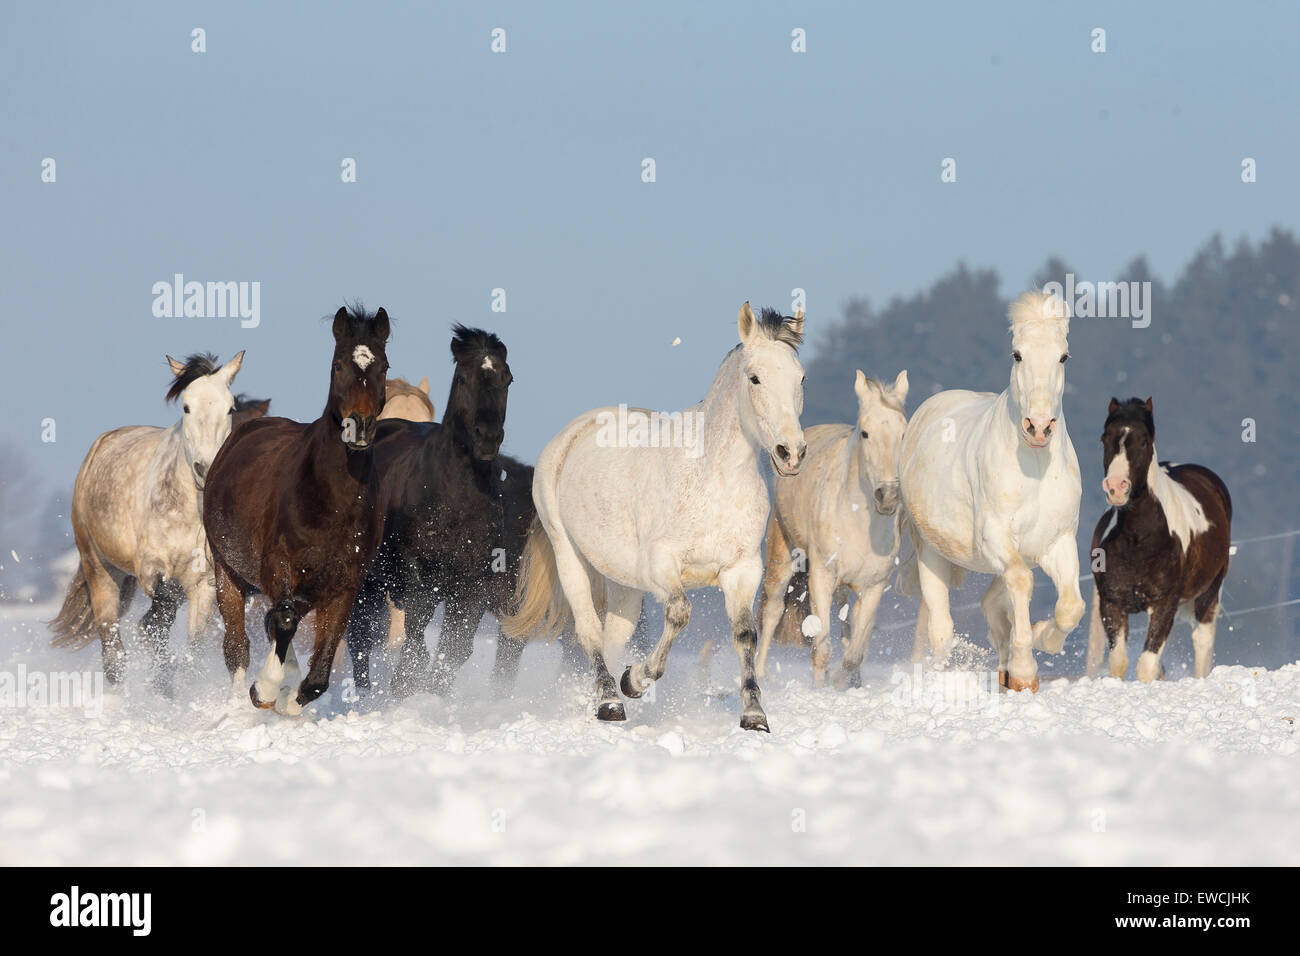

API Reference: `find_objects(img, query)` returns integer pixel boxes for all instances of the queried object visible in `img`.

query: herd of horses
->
[48,292,1232,730]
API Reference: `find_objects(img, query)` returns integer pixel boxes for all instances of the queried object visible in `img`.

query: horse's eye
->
[1060,353,1069,363]
[183,405,190,414]
[860,430,869,440]
[1012,351,1022,362]
[333,361,343,373]
[749,375,760,385]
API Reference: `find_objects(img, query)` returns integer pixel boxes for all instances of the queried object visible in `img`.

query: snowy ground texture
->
[2,596,1298,866]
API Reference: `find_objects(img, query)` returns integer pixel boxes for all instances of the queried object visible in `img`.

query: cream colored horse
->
[899,291,1084,691]
[757,370,909,689]
[504,303,807,730]
[50,353,244,691]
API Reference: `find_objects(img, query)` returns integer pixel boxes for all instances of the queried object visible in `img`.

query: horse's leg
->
[1000,556,1037,692]
[79,541,129,685]
[835,582,883,690]
[1084,590,1106,677]
[718,559,768,732]
[911,601,929,662]
[490,626,527,695]
[755,516,794,680]
[286,592,354,715]
[548,531,623,721]
[1031,534,1085,654]
[213,557,249,691]
[980,577,1012,683]
[345,574,388,692]
[430,596,486,696]
[1136,599,1179,683]
[1190,565,1227,679]
[140,579,183,696]
[1098,596,1129,678]
[387,600,406,650]
[584,583,638,697]
[806,563,836,688]
[916,542,955,668]
[251,596,299,709]
[622,584,684,698]
[391,588,436,698]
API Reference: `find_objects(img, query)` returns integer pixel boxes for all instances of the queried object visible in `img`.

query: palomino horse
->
[899,290,1084,691]
[757,370,909,689]
[49,352,247,692]
[1085,398,1232,681]
[204,305,390,714]
[504,303,807,730]
[346,327,537,696]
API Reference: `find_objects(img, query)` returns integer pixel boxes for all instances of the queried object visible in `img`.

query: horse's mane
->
[385,377,435,416]
[1008,290,1070,336]
[1105,397,1155,440]
[757,307,803,351]
[450,324,506,362]
[165,353,221,403]
[233,394,270,413]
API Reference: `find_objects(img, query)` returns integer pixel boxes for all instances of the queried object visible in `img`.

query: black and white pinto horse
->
[1086,397,1232,681]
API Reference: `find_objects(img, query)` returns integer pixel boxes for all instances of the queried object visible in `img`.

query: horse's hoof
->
[596,701,627,722]
[249,685,275,709]
[832,668,862,692]
[740,711,771,733]
[619,667,643,699]
[1005,673,1039,693]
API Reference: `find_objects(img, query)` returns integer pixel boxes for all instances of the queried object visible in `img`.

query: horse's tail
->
[48,565,98,649]
[501,518,572,642]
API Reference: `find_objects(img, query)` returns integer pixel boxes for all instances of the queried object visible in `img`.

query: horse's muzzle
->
[873,482,900,515]
[342,414,377,449]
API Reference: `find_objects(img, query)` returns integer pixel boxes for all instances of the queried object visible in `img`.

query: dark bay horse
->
[345,325,533,697]
[1086,397,1232,681]
[204,305,390,713]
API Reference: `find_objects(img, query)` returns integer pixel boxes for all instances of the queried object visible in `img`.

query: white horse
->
[50,352,245,691]
[756,369,909,689]
[503,303,807,730]
[899,291,1084,691]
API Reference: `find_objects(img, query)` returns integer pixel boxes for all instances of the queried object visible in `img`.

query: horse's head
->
[165,351,244,489]
[1007,290,1070,449]
[853,369,909,515]
[1101,396,1156,507]
[232,394,271,431]
[446,325,512,461]
[737,302,806,477]
[379,376,435,423]
[329,305,391,450]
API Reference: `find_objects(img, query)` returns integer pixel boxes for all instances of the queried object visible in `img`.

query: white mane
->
[1148,452,1211,552]
[1008,290,1070,337]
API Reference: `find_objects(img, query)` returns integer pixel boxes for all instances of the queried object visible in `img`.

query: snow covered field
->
[1,597,1297,866]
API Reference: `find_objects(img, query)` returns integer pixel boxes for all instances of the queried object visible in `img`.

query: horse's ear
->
[854,369,869,398]
[373,307,391,342]
[1143,396,1153,413]
[786,307,805,340]
[220,350,245,385]
[737,301,756,343]
[167,355,186,377]
[893,369,909,402]
[250,399,270,416]
[417,376,430,394]
[332,307,350,340]
[1108,397,1120,415]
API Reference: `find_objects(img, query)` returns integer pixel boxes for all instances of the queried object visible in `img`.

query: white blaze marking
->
[353,345,375,370]
[481,356,494,371]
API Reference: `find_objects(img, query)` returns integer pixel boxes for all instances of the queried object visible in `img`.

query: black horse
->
[346,326,538,696]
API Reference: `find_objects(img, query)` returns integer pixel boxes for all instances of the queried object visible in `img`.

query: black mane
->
[450,324,507,363]
[758,307,803,351]
[165,353,220,404]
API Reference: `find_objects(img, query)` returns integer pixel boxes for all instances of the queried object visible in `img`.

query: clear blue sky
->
[3,0,1296,484]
